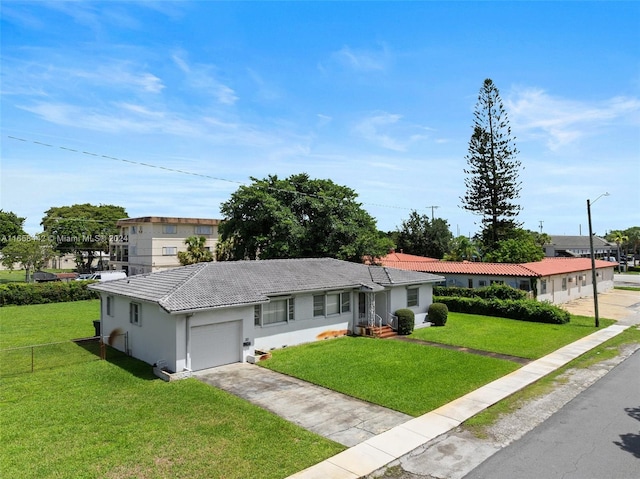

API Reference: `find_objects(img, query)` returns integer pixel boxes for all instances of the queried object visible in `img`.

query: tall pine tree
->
[461,78,522,252]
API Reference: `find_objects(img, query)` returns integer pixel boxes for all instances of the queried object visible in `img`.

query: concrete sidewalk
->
[287,323,633,479]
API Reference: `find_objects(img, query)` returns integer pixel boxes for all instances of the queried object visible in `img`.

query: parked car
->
[76,271,127,282]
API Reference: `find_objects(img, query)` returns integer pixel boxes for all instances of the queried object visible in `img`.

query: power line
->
[6,134,422,213]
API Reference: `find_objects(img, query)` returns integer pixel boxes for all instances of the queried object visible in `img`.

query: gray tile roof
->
[90,258,443,313]
[549,235,614,248]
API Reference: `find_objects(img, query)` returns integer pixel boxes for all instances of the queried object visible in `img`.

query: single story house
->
[89,258,444,373]
[378,254,615,305]
[544,235,615,258]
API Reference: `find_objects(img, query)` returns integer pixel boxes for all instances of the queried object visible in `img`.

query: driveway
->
[193,362,411,447]
[561,288,640,324]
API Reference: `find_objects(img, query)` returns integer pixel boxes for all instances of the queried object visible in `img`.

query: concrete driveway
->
[561,288,640,323]
[193,362,411,447]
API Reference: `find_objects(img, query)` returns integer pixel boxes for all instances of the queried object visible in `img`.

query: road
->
[464,348,640,479]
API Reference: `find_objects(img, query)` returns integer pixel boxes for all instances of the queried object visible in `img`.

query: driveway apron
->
[193,362,412,447]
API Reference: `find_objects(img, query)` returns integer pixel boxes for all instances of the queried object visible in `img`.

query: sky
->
[1,1,639,239]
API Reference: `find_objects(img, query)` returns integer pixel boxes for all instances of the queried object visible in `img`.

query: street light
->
[587,192,610,328]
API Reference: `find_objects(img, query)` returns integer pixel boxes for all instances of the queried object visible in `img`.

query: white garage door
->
[190,320,242,371]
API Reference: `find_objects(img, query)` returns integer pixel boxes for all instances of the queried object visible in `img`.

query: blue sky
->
[2,1,639,239]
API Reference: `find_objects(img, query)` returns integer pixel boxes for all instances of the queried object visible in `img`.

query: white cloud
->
[329,44,391,72]
[171,52,238,105]
[353,112,432,151]
[506,87,640,150]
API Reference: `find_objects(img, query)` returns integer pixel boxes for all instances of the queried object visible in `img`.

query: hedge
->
[0,281,100,306]
[434,283,528,301]
[433,295,570,325]
[428,302,448,326]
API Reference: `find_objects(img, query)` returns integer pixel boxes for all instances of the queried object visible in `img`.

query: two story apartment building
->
[110,216,221,275]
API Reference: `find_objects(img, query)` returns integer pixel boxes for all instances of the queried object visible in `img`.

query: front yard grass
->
[260,336,520,416]
[409,312,615,359]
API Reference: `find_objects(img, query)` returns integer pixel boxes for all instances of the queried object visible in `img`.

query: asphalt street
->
[464,348,640,479]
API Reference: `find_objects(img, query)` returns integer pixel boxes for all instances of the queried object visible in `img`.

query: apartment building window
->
[129,303,141,326]
[407,287,419,307]
[195,225,213,235]
[162,246,177,256]
[163,224,177,234]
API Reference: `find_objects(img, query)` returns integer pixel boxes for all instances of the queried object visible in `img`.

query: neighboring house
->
[544,235,615,258]
[109,216,221,275]
[90,258,444,373]
[378,254,615,305]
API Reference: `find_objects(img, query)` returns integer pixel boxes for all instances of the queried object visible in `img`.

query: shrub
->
[433,295,570,325]
[434,284,527,301]
[0,281,99,306]
[395,308,415,335]
[428,302,448,326]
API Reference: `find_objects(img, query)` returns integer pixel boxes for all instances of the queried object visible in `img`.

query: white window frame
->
[106,295,114,317]
[315,291,351,317]
[129,302,141,326]
[313,295,325,317]
[195,225,213,235]
[162,224,177,234]
[162,246,177,256]
[255,298,295,326]
[407,287,419,308]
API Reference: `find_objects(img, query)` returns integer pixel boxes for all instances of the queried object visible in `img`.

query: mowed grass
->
[0,358,344,479]
[0,300,100,348]
[409,312,615,359]
[260,336,520,417]
[0,302,344,478]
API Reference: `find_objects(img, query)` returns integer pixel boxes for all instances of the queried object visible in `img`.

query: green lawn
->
[0,301,343,479]
[260,336,520,416]
[408,312,615,359]
[0,300,100,348]
[0,358,343,479]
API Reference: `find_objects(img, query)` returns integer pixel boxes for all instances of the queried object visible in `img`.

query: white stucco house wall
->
[89,258,443,373]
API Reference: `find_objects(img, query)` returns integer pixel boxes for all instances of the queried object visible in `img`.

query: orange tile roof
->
[379,255,615,277]
[381,252,440,263]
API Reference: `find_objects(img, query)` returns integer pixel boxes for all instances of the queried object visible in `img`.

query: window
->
[541,280,547,294]
[468,278,473,288]
[131,226,137,234]
[255,298,295,326]
[313,295,325,317]
[326,293,340,315]
[562,278,567,291]
[162,246,177,256]
[581,275,587,286]
[341,292,351,313]
[163,224,177,234]
[129,303,141,326]
[478,280,487,287]
[106,296,114,316]
[490,280,504,285]
[195,225,213,235]
[407,287,419,307]
[518,280,529,291]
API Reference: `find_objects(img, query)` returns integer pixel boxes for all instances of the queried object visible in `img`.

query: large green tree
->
[461,78,522,252]
[219,173,393,262]
[0,210,26,249]
[395,211,453,259]
[1,236,54,282]
[484,229,544,263]
[443,236,480,262]
[41,204,127,272]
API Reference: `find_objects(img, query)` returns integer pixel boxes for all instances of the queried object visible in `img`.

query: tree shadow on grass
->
[73,338,157,380]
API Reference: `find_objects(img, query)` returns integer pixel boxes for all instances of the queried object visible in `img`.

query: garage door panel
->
[191,320,242,370]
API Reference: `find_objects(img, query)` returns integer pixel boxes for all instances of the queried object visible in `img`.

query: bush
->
[434,283,527,301]
[395,308,415,335]
[0,281,99,306]
[433,295,570,325]
[428,303,448,326]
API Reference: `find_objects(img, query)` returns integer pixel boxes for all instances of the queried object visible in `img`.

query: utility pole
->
[539,220,544,233]
[426,205,440,222]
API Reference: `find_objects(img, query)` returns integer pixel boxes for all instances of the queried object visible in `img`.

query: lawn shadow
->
[73,337,157,380]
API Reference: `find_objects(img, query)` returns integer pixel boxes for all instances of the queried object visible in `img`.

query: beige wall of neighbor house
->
[110,216,221,275]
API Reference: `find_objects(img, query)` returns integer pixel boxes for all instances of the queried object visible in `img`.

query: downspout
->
[185,313,192,371]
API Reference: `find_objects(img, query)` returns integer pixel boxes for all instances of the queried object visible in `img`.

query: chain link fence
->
[0,334,128,378]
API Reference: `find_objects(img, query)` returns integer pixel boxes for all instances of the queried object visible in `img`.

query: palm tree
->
[177,236,214,266]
